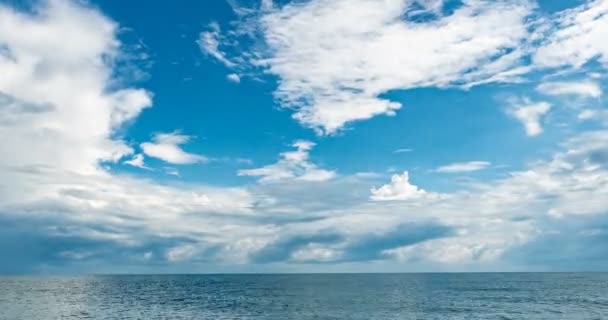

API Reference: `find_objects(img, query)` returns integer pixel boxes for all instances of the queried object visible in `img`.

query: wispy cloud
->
[163,167,180,176]
[239,140,336,183]
[197,22,235,68]
[536,81,602,98]
[394,148,414,154]
[435,161,492,173]
[534,0,608,69]
[124,154,150,170]
[141,131,207,165]
[579,109,608,123]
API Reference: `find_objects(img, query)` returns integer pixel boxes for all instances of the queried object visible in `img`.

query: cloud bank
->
[3,0,608,273]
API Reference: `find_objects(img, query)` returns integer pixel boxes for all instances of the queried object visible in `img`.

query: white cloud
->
[435,161,491,173]
[534,0,608,68]
[166,244,197,262]
[291,244,338,263]
[226,73,241,83]
[197,22,235,67]
[508,100,551,136]
[5,0,608,272]
[355,129,608,265]
[238,140,336,183]
[164,167,180,176]
[474,130,608,219]
[0,0,256,267]
[209,0,534,134]
[370,171,435,201]
[579,109,608,123]
[202,0,608,138]
[393,148,413,153]
[124,154,149,170]
[141,132,207,164]
[0,0,150,175]
[536,81,602,98]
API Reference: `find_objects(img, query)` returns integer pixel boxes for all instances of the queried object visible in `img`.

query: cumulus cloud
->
[201,0,608,137]
[0,0,150,175]
[536,81,602,98]
[370,171,435,201]
[239,140,336,183]
[141,131,207,164]
[435,161,491,173]
[508,99,551,136]
[263,0,536,133]
[0,0,256,272]
[204,0,534,134]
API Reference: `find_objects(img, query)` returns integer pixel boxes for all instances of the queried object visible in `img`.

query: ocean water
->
[0,273,607,319]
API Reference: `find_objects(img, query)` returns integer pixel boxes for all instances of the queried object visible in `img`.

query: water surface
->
[1,273,607,319]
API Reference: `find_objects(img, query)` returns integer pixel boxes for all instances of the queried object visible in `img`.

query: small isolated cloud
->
[124,154,150,170]
[393,148,413,154]
[354,172,383,179]
[536,81,602,98]
[508,99,551,137]
[163,167,180,176]
[166,244,196,262]
[226,73,241,83]
[141,132,207,164]
[579,109,608,123]
[235,158,253,165]
[238,140,336,183]
[370,171,434,201]
[435,161,491,173]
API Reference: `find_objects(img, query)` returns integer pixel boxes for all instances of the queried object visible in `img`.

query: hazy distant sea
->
[0,273,606,319]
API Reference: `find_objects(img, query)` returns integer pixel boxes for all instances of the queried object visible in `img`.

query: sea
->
[0,273,607,319]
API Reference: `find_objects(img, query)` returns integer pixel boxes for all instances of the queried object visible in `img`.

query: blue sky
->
[1,0,608,273]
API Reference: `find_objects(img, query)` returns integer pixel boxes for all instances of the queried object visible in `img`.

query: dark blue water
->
[0,273,607,319]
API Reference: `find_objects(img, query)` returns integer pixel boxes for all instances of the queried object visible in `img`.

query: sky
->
[0,0,608,274]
